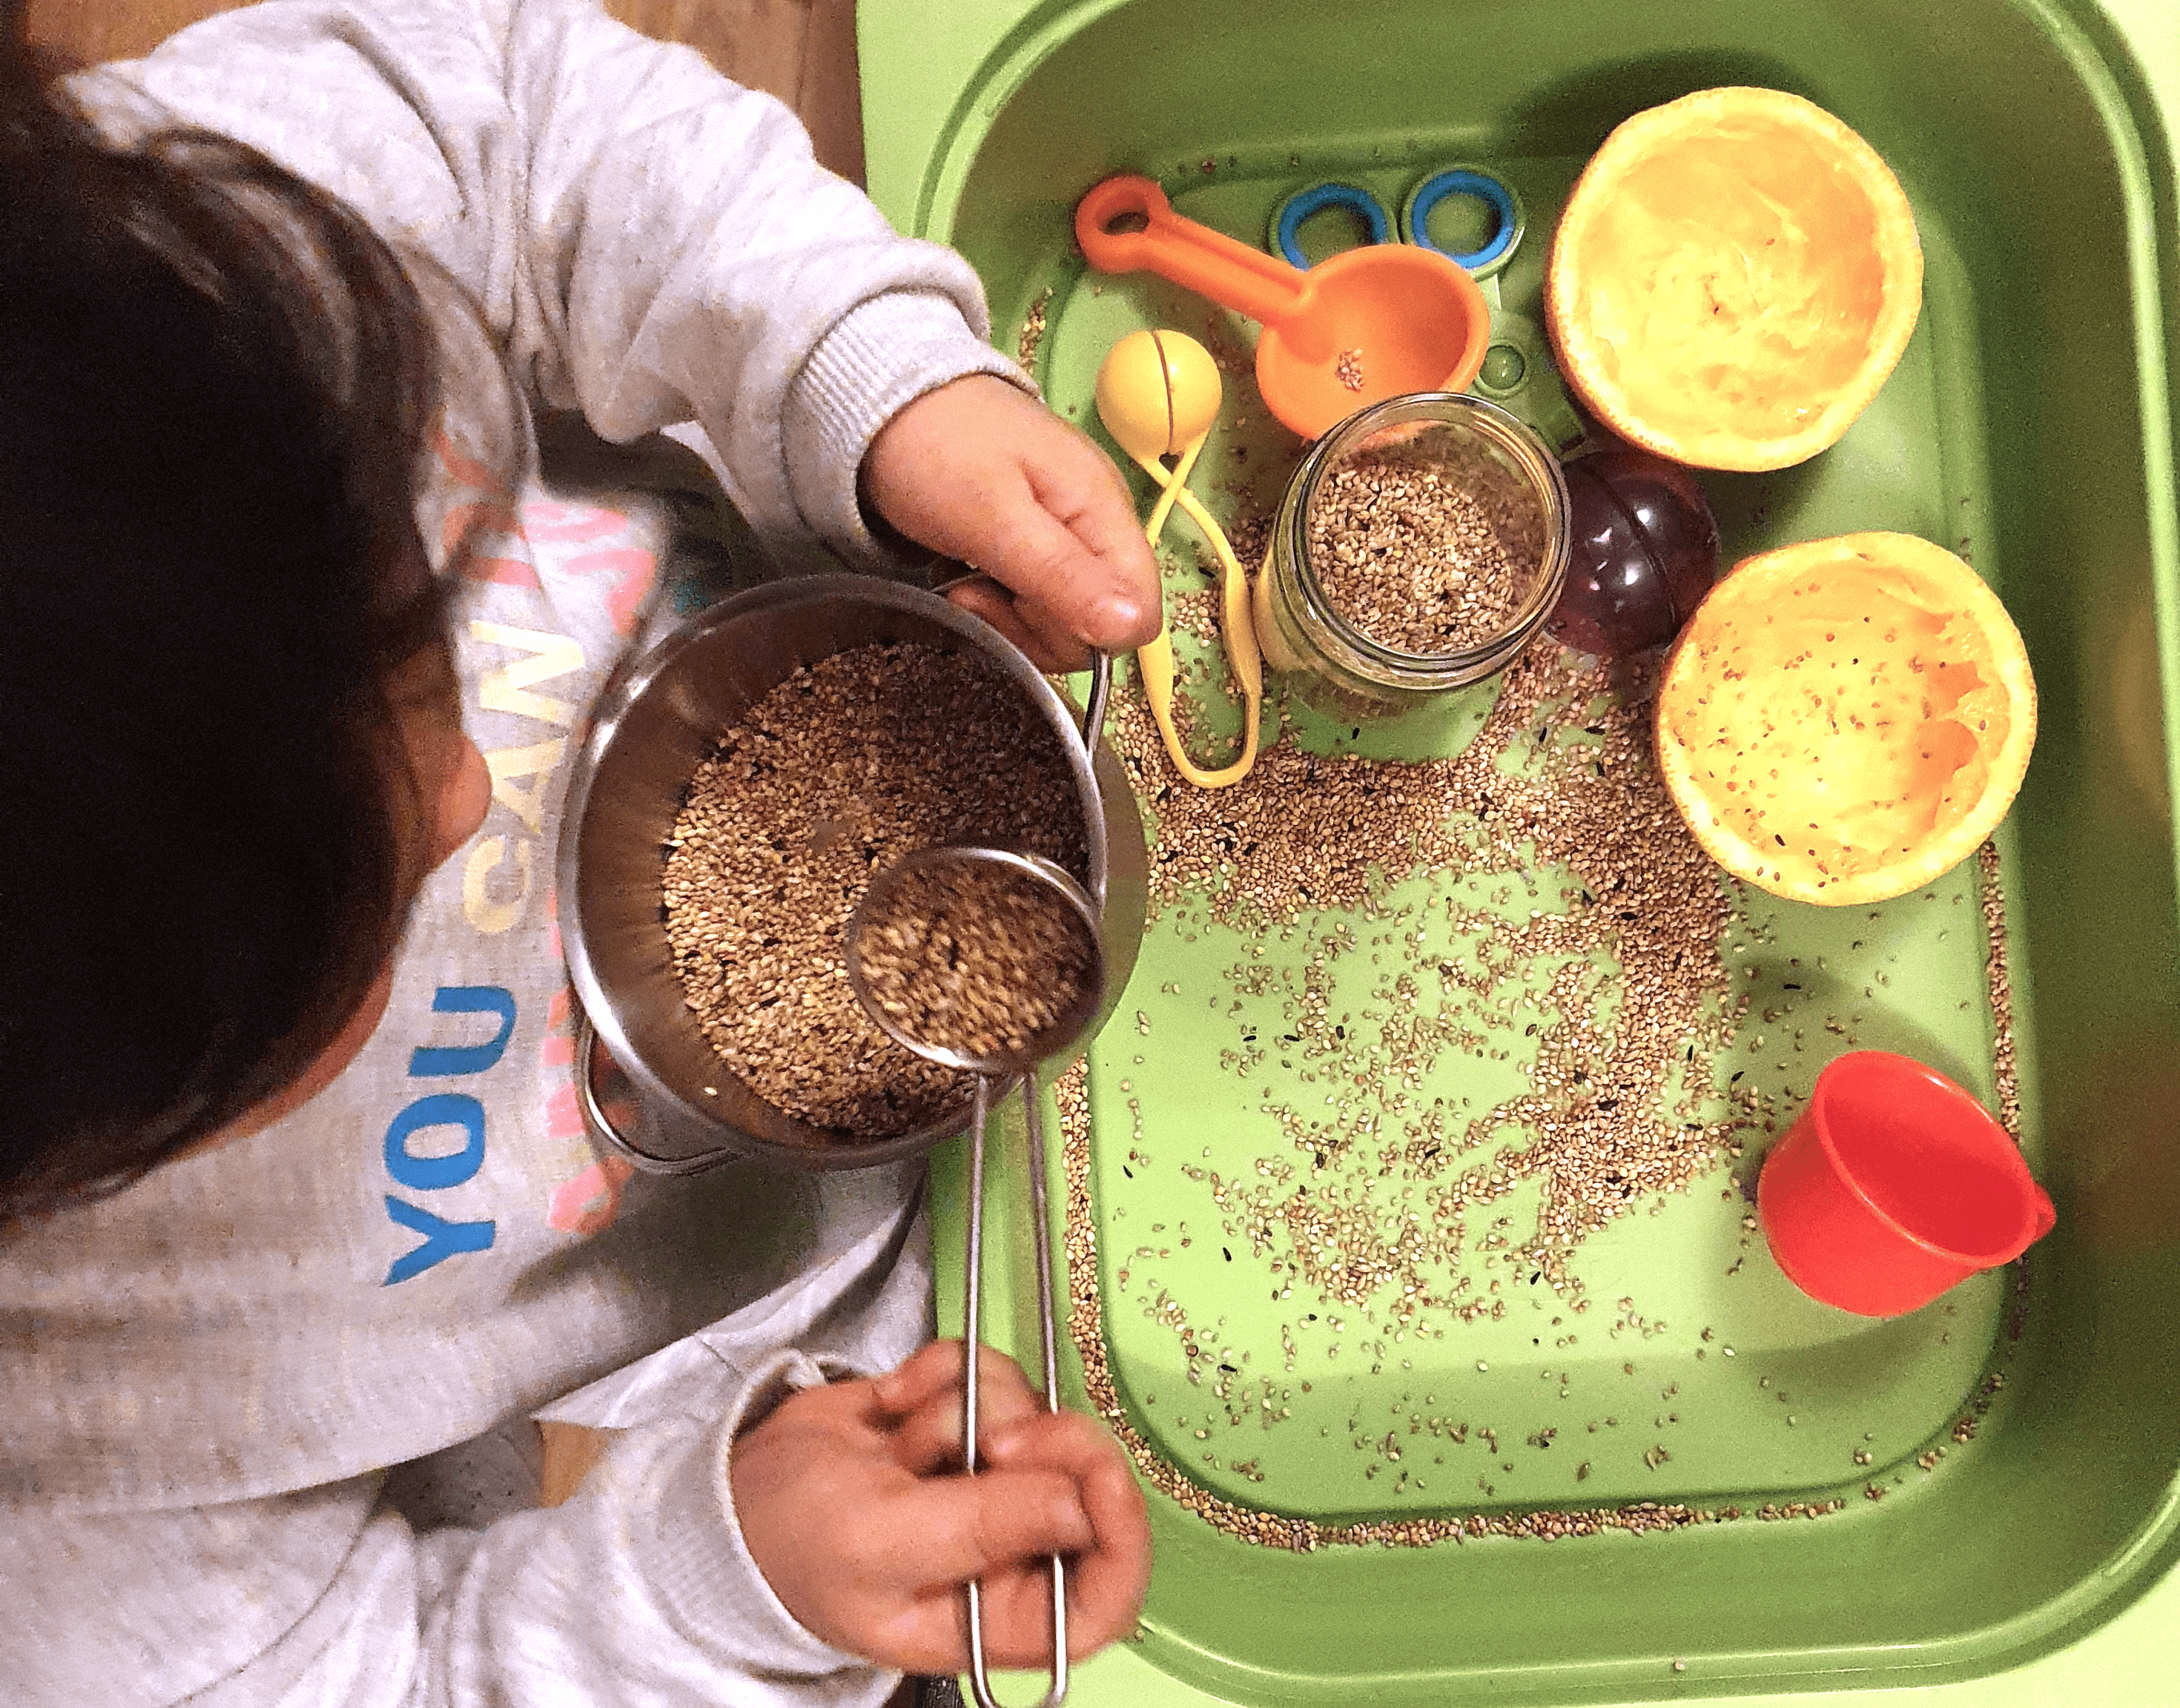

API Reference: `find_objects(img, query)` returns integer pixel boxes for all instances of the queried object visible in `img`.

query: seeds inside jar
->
[1305,433,1546,656]
[660,641,1089,1139]
[855,856,1100,1065]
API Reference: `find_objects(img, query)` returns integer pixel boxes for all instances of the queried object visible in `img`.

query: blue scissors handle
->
[1404,168,1523,273]
[1269,165,1525,280]
[1270,180,1393,268]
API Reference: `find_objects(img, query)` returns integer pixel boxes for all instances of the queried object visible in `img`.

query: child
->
[0,0,1157,1701]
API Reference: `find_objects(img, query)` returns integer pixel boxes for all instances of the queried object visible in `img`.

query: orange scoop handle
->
[1077,176,1314,337]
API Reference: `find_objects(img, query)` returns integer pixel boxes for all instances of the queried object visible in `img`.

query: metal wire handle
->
[569,1005,719,1176]
[1078,651,1111,759]
[955,646,1099,1708]
[962,1070,1070,1708]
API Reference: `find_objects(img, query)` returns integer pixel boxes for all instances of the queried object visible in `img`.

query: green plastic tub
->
[856,1,2180,1701]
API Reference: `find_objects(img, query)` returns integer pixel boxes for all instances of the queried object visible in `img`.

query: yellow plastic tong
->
[1094,329,1263,788]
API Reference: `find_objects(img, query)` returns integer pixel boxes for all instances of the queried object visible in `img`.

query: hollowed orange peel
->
[1546,87,1924,472]
[1656,532,2036,905]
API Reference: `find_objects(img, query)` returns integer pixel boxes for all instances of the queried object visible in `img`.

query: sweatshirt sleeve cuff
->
[783,291,1034,573]
[634,1348,885,1682]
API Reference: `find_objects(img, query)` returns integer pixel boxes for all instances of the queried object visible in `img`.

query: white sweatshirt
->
[0,1,1028,1701]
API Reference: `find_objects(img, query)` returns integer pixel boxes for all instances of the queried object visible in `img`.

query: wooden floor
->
[22,0,867,182]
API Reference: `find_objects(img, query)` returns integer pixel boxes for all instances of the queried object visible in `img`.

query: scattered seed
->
[1032,471,2026,1555]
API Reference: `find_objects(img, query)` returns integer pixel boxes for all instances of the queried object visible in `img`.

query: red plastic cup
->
[1757,1051,2056,1317]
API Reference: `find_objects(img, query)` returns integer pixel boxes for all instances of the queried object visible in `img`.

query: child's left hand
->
[730,1338,1152,1675]
[862,374,1163,672]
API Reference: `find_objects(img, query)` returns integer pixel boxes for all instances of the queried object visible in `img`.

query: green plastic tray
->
[857,1,2180,1700]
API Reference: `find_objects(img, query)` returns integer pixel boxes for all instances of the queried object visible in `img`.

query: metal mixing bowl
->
[556,575,1149,1174]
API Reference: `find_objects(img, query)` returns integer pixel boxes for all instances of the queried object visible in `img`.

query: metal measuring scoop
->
[844,845,1108,1708]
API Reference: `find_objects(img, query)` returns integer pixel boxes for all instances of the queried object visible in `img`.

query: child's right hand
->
[861,374,1163,674]
[729,1340,1152,1675]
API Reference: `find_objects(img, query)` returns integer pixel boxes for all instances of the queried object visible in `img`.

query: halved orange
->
[1546,87,1923,472]
[1656,533,2035,906]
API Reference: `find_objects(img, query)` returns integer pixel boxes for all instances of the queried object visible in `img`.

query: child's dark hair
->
[0,16,452,1217]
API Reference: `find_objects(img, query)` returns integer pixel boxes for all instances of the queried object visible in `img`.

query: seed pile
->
[1024,282,2028,1552]
[1056,1059,1871,1549]
[1109,639,1740,1282]
[854,855,1099,1064]
[1016,287,1053,372]
[1307,438,1545,656]
[1977,840,2021,1137]
[1065,583,2023,1551]
[661,642,1088,1137]
[1080,674,2023,1537]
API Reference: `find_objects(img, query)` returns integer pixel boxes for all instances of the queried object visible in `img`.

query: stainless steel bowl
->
[556,575,1149,1174]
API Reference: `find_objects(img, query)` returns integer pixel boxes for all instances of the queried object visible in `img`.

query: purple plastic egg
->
[1548,448,1722,658]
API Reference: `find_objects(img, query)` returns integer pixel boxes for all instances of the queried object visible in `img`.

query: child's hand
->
[862,375,1163,672]
[730,1339,1151,1675]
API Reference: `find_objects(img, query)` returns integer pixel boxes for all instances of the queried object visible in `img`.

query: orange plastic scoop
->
[1075,175,1492,440]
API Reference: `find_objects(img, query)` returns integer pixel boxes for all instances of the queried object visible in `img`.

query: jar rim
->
[1284,392,1572,679]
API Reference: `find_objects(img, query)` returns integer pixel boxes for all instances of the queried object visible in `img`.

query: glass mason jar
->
[1252,393,1572,721]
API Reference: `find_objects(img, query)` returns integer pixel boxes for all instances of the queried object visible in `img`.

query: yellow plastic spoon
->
[1094,329,1263,789]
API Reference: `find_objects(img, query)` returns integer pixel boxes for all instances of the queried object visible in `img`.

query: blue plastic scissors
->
[1269,165,1525,277]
